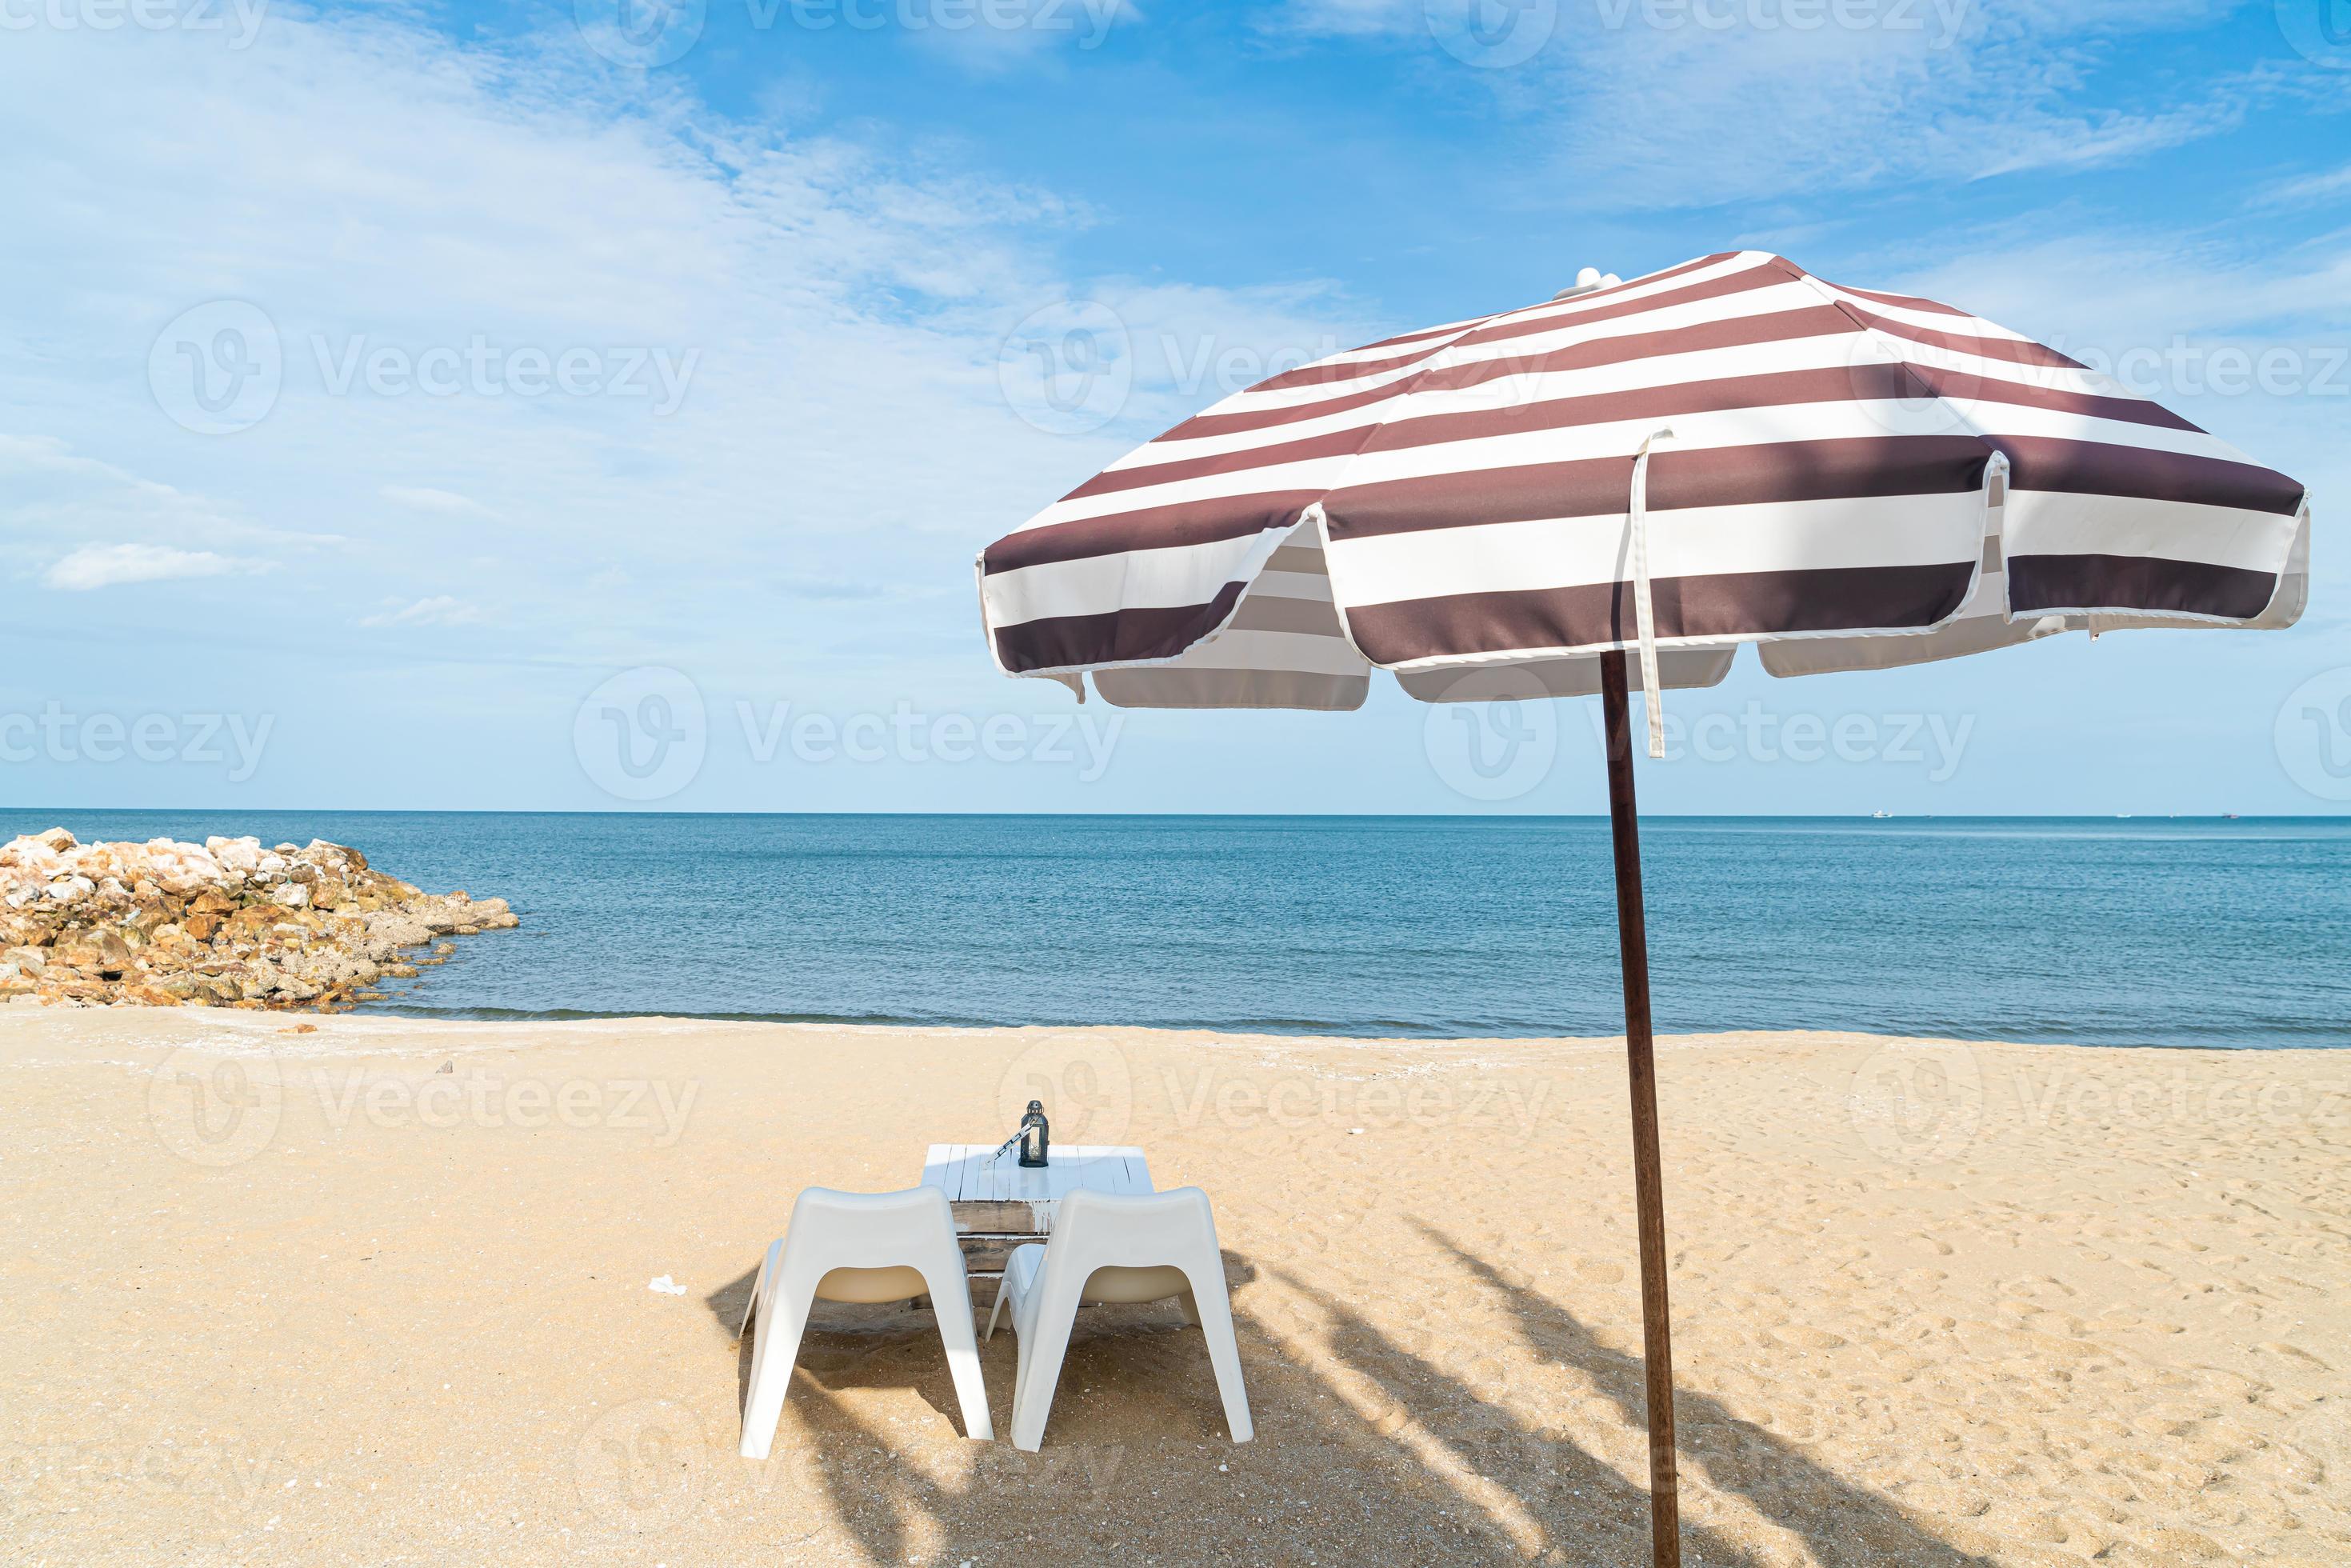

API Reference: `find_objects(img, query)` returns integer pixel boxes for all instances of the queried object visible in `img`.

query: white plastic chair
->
[738,1186,992,1458]
[983,1186,1252,1452]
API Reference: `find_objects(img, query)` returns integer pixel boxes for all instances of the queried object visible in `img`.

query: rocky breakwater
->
[0,829,516,1010]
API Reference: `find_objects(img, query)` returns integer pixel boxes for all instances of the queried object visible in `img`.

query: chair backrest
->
[1042,1186,1221,1278]
[783,1186,957,1272]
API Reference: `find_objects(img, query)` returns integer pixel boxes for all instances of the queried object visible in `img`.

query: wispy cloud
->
[0,7,1365,683]
[2249,163,2351,212]
[362,594,482,627]
[382,485,498,518]
[1267,0,2258,209]
[43,542,244,591]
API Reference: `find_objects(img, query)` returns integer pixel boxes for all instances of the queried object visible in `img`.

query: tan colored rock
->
[0,832,510,1012]
[55,927,134,975]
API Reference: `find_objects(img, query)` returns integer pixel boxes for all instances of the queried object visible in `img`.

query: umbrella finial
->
[1554,266,1625,301]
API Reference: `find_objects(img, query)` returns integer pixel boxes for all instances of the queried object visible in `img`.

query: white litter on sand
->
[648,1275,687,1296]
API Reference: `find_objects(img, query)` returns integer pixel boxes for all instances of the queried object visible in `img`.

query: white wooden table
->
[920,1143,1153,1285]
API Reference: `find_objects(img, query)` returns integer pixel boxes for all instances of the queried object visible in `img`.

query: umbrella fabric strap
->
[1629,428,1676,759]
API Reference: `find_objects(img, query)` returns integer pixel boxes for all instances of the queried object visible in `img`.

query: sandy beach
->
[3,1004,2345,1566]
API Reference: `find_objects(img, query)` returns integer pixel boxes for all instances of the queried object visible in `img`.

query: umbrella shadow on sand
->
[1288,1274,1765,1564]
[694,1249,1901,1565]
[1412,1221,1995,1568]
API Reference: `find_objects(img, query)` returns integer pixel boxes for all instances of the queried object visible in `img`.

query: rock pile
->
[0,829,516,1010]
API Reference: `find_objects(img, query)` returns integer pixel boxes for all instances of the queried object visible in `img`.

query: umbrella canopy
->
[980,250,2309,750]
[973,250,2312,1568]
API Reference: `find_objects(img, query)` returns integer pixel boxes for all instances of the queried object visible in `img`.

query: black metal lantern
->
[991,1100,1052,1167]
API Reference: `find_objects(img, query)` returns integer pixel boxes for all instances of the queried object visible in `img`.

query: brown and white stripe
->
[978,251,2310,709]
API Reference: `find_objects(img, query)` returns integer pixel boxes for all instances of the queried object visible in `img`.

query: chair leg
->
[1176,1287,1200,1328]
[738,1275,814,1461]
[1181,1260,1253,1444]
[985,1273,1013,1343]
[921,1262,994,1442]
[1008,1287,1079,1453]
[740,1238,781,1338]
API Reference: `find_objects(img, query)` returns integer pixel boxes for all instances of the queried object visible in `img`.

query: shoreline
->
[7,1008,2345,1565]
[18,994,2350,1055]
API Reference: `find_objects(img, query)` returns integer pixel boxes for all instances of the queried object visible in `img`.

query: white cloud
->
[2249,164,2351,212]
[1273,0,1411,36]
[362,594,482,627]
[43,542,242,591]
[1269,0,2257,210]
[903,0,1142,70]
[0,8,1368,686]
[382,485,498,518]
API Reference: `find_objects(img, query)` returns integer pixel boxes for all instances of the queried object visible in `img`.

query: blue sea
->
[6,812,2346,1049]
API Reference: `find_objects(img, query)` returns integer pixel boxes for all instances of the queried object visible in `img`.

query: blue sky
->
[2,0,2345,815]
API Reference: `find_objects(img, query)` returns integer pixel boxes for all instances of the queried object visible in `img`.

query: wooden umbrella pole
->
[1598,648,1682,1567]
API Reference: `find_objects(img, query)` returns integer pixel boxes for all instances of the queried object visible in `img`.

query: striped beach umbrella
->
[974,250,2312,1566]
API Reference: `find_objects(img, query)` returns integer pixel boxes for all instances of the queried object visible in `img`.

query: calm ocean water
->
[6,811,2346,1048]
